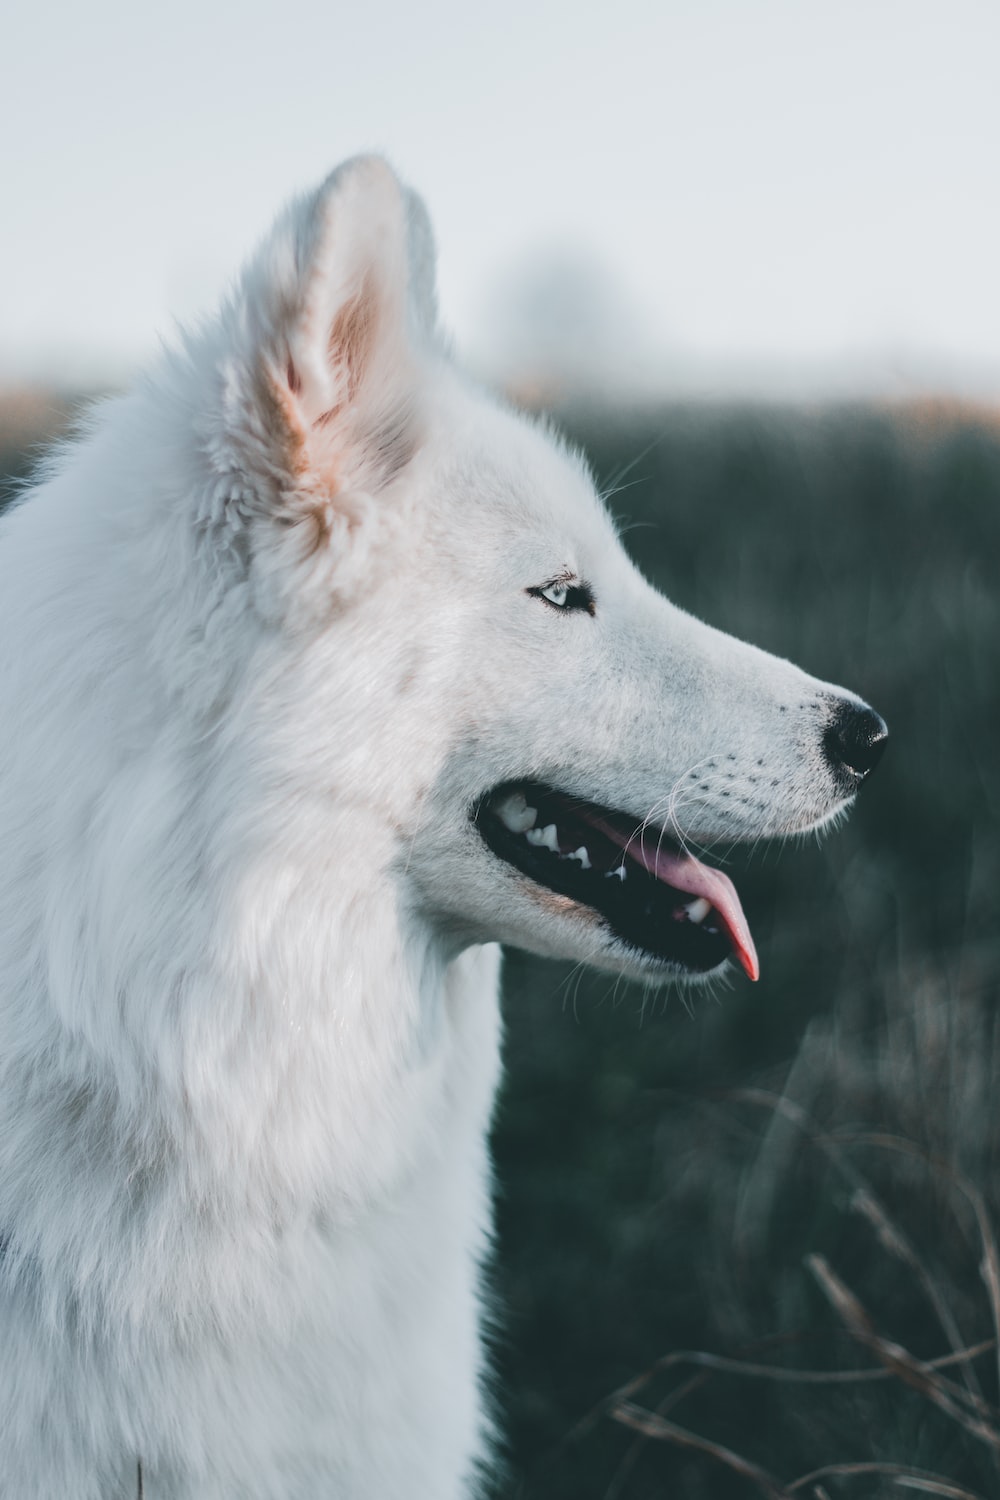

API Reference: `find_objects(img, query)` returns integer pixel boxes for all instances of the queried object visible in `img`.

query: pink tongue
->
[586,815,760,982]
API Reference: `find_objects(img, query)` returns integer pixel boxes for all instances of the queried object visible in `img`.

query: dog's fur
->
[0,159,876,1497]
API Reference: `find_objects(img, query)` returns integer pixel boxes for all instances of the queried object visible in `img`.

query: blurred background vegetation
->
[3,391,999,1497]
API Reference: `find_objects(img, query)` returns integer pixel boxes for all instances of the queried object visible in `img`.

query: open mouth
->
[475,781,759,980]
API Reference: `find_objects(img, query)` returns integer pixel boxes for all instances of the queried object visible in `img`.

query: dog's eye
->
[528,579,595,615]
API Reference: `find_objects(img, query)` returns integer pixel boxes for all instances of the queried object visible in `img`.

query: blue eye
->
[527,578,596,615]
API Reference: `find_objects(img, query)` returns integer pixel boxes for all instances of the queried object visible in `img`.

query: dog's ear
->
[212,157,435,563]
[401,185,439,345]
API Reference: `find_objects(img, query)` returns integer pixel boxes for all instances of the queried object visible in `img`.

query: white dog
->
[0,158,885,1497]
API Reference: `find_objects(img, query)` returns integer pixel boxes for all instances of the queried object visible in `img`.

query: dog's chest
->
[144,946,503,1498]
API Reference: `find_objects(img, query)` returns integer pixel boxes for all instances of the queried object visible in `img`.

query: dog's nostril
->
[823,701,889,781]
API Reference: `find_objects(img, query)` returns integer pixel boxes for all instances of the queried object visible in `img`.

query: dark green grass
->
[4,397,1000,1496]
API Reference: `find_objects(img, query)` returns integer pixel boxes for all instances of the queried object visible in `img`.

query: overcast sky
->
[3,0,999,397]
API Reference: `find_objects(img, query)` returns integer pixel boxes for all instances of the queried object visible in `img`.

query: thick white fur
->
[0,158,866,1497]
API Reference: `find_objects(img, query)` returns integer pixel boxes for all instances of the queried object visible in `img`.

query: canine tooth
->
[564,846,591,869]
[685,897,712,925]
[496,791,537,834]
[605,864,627,881]
[525,822,560,852]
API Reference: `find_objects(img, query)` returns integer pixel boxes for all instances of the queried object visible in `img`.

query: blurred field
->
[2,392,999,1497]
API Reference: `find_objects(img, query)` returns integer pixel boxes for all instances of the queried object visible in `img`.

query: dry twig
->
[728,1090,990,1416]
[836,1130,1000,1410]
[806,1254,1000,1452]
[786,1461,986,1498]
[595,1099,1000,1496]
[610,1399,788,1499]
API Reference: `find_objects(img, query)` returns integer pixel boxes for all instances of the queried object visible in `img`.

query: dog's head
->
[169,156,886,987]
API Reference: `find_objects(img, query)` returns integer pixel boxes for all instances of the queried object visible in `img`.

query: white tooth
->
[497,791,538,834]
[605,864,627,881]
[685,897,712,924]
[526,822,560,852]
[564,846,591,869]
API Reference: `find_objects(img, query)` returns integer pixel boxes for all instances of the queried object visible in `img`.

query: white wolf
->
[0,158,885,1498]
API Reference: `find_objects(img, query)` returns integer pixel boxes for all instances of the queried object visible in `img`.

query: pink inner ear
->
[327,271,379,408]
[255,364,311,481]
[248,226,414,528]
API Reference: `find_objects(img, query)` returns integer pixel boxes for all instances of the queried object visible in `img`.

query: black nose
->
[823,701,889,782]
